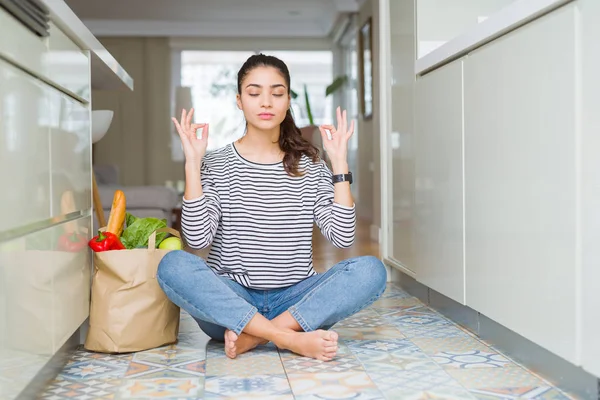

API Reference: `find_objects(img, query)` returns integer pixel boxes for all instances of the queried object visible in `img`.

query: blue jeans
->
[157,251,387,341]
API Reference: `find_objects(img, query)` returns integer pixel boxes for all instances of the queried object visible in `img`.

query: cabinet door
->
[0,216,90,356]
[464,4,578,363]
[0,59,51,232]
[414,59,465,304]
[48,88,91,217]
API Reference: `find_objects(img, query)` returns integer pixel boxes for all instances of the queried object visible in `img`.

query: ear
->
[236,93,242,110]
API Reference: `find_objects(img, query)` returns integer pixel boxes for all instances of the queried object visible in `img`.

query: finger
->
[172,117,189,144]
[172,117,184,137]
[186,108,195,127]
[203,123,209,140]
[336,106,342,132]
[348,119,355,138]
[318,126,332,141]
[181,108,187,129]
[342,109,347,135]
[190,123,206,140]
[321,124,336,137]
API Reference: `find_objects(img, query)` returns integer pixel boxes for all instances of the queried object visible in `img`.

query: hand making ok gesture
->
[319,106,355,167]
[171,108,209,165]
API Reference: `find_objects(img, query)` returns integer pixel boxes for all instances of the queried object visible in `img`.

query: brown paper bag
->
[84,227,181,353]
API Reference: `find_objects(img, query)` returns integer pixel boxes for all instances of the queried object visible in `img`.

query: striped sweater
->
[181,143,356,289]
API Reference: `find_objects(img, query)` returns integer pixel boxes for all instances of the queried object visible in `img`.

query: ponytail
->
[279,109,320,176]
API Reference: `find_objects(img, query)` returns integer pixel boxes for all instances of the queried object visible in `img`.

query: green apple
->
[158,237,182,250]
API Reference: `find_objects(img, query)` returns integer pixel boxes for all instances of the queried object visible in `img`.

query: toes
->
[225,330,239,342]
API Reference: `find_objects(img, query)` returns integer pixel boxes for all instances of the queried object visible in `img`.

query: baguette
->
[106,190,126,236]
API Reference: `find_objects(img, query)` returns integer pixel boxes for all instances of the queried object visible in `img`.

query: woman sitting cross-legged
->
[157,53,387,361]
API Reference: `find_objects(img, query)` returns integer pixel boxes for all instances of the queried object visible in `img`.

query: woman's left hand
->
[319,106,355,170]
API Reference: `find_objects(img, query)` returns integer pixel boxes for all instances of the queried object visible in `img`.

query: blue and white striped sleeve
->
[180,161,222,249]
[313,162,356,248]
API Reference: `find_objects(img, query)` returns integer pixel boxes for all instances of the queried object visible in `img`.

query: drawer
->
[0,9,46,78]
[48,88,92,217]
[0,59,52,233]
[0,10,90,102]
[45,22,91,101]
[0,216,91,356]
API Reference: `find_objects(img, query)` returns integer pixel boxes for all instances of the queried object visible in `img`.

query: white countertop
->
[41,0,133,91]
[415,0,573,75]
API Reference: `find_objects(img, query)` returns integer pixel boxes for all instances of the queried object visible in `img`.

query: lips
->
[258,113,275,120]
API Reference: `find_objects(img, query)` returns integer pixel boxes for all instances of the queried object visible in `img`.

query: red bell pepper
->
[88,231,126,252]
[58,232,87,252]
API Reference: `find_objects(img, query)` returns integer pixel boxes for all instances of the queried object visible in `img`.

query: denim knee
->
[352,256,387,297]
[157,250,200,285]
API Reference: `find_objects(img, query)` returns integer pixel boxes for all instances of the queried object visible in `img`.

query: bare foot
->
[224,329,267,359]
[278,330,339,361]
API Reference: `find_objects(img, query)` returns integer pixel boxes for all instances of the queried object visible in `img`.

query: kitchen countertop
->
[41,0,133,91]
[416,0,573,75]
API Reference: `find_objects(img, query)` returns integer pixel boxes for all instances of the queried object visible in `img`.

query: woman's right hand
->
[172,108,208,165]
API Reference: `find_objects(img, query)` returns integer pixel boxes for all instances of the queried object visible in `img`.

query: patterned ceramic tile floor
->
[40,284,573,399]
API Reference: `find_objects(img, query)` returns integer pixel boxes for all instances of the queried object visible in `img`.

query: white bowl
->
[91,110,114,144]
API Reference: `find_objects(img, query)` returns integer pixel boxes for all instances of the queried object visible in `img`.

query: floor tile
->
[432,350,512,369]
[335,325,405,340]
[335,314,390,329]
[125,360,206,379]
[371,297,424,310]
[388,313,452,330]
[58,359,129,380]
[287,371,383,399]
[132,344,206,367]
[204,395,294,400]
[346,338,418,354]
[446,367,544,388]
[356,350,440,371]
[117,376,204,399]
[41,376,123,399]
[469,386,572,399]
[376,305,438,318]
[71,348,134,366]
[399,324,472,339]
[204,374,292,397]
[281,353,364,374]
[367,368,475,399]
[411,336,495,355]
[206,355,285,376]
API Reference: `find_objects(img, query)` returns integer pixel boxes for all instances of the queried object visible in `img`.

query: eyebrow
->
[245,84,287,89]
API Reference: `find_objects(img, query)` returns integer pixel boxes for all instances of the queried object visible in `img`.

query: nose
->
[260,92,272,108]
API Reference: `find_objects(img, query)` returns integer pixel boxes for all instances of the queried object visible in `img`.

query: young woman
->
[158,54,387,361]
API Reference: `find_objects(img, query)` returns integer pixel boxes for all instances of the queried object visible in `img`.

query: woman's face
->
[237,66,291,131]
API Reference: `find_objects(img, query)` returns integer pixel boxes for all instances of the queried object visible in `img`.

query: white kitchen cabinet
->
[48,89,91,216]
[0,59,51,232]
[45,23,91,101]
[464,3,578,363]
[414,59,465,304]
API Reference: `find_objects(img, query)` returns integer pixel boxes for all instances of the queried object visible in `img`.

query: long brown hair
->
[237,54,320,176]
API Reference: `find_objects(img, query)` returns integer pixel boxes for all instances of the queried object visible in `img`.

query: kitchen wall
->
[92,37,178,187]
[357,0,381,238]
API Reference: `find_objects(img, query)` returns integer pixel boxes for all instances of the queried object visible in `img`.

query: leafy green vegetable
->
[126,212,138,228]
[120,212,168,249]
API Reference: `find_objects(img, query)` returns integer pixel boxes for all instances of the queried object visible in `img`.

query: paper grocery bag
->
[84,227,181,353]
